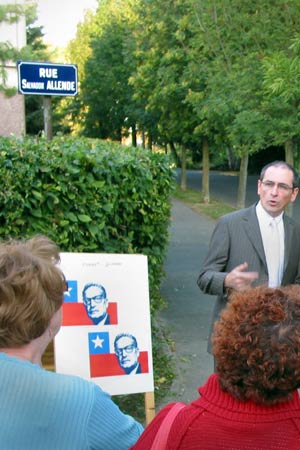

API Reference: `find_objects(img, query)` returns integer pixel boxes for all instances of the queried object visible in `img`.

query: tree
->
[131,0,200,185]
[63,10,97,135]
[185,0,300,207]
[262,41,300,164]
[76,0,139,142]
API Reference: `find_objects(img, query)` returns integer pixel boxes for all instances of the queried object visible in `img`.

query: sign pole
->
[43,96,53,140]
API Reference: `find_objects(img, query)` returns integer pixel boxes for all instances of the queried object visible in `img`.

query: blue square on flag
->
[64,280,78,303]
[89,332,110,355]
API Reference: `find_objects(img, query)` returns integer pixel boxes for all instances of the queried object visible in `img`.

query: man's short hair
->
[114,333,138,352]
[82,283,107,301]
[260,160,299,188]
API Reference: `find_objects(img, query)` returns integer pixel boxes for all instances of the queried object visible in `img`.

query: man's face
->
[115,336,139,372]
[83,285,108,321]
[257,166,299,217]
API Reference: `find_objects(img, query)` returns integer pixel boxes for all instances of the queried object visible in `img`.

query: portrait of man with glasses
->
[82,283,110,325]
[114,333,141,375]
[198,160,300,355]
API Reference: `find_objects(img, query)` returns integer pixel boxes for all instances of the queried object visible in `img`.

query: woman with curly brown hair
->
[131,285,300,450]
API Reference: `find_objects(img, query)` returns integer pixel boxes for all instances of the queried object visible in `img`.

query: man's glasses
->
[260,180,295,193]
[84,295,107,306]
[115,344,136,357]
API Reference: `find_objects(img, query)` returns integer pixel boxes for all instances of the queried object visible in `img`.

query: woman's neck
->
[0,333,49,366]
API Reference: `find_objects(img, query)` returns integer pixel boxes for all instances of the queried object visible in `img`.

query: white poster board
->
[54,253,154,396]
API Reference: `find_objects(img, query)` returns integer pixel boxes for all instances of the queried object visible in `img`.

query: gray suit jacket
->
[197,204,300,352]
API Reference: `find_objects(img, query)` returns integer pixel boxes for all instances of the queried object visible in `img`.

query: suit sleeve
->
[292,236,300,285]
[197,216,231,296]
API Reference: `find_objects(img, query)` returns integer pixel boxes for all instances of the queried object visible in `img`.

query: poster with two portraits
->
[54,253,154,396]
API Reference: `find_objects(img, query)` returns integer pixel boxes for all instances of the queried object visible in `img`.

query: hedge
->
[0,135,175,312]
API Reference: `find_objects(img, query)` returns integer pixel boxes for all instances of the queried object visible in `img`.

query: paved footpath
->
[156,198,216,410]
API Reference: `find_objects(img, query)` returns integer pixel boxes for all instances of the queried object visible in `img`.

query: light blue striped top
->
[0,353,143,449]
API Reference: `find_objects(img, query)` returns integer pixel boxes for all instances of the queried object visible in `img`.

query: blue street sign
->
[17,61,78,96]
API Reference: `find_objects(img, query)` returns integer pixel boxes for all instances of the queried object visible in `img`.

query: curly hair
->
[0,235,65,347]
[212,285,300,405]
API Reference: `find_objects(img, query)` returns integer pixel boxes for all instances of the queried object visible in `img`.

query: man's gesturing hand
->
[224,262,258,292]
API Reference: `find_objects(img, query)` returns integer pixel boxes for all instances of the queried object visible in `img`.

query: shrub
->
[0,135,175,311]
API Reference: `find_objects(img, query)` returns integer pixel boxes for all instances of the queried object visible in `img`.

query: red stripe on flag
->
[139,351,149,373]
[90,351,149,377]
[62,302,118,326]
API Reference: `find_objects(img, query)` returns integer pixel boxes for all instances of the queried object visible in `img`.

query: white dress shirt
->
[256,201,284,287]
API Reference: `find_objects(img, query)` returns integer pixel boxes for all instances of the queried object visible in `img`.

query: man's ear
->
[290,187,299,203]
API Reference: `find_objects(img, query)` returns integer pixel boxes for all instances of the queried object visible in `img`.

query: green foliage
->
[48,0,300,168]
[261,43,300,147]
[0,3,25,24]
[0,135,175,312]
[71,0,139,141]
[132,0,197,149]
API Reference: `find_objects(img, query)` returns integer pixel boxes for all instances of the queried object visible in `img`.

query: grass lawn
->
[173,186,236,220]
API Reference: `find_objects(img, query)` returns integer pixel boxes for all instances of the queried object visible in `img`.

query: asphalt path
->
[157,198,215,410]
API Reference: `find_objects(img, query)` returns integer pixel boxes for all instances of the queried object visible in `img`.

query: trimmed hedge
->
[0,135,175,311]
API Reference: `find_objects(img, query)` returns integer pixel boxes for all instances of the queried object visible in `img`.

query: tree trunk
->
[180,144,187,191]
[285,139,294,166]
[142,130,146,148]
[131,124,137,147]
[226,147,233,170]
[237,151,249,209]
[169,141,181,167]
[285,139,294,217]
[202,136,210,204]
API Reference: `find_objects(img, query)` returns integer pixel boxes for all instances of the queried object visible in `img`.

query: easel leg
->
[144,391,155,425]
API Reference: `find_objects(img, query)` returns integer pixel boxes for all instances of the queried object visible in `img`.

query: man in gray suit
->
[198,161,300,352]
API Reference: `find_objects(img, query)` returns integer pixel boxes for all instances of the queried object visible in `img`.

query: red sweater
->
[131,374,300,450]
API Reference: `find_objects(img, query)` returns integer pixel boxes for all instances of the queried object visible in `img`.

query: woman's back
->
[131,374,300,450]
[0,353,142,450]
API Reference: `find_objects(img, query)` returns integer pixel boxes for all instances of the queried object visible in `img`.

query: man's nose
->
[270,185,279,195]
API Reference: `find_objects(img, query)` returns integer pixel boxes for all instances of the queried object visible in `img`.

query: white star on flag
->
[64,286,72,297]
[92,335,105,349]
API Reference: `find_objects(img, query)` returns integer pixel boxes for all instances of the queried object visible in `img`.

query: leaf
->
[78,214,92,223]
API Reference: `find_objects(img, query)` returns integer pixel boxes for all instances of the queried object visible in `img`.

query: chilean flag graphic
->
[62,280,118,326]
[88,332,149,377]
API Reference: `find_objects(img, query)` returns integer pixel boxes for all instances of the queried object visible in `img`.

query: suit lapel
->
[242,205,267,268]
[283,215,293,273]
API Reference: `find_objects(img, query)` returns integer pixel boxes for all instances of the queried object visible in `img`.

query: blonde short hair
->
[0,235,65,347]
